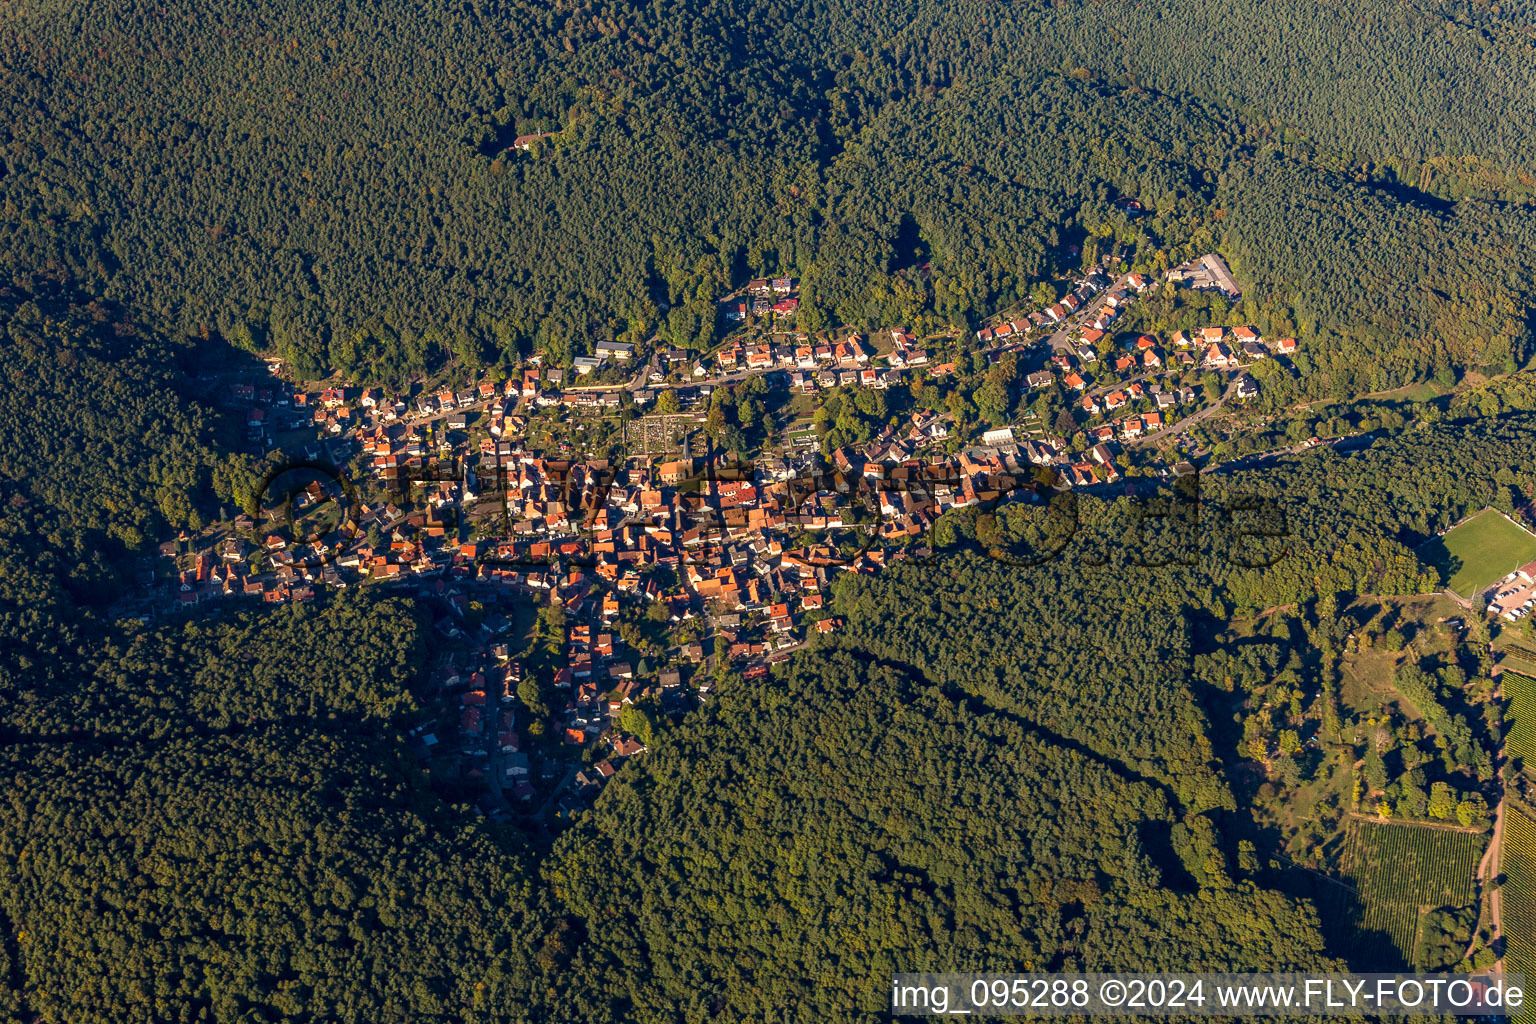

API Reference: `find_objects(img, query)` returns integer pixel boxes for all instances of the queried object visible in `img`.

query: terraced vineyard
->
[1500,642,1536,680]
[1508,672,1536,774]
[1319,820,1486,968]
[1506,804,1536,1023]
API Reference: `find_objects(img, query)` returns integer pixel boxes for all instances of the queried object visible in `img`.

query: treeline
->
[547,650,1338,1021]
[0,596,554,1024]
[7,0,1536,387]
[0,281,256,616]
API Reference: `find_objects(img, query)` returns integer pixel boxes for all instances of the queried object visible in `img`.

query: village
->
[152,252,1306,824]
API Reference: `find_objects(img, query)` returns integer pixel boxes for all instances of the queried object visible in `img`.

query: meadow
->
[1419,509,1536,598]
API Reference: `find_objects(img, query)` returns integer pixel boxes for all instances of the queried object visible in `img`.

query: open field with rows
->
[1318,819,1484,968]
[1505,804,1536,1023]
[1507,672,1536,776]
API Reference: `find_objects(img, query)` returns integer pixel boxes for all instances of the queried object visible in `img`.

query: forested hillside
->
[1040,0,1536,182]
[832,557,1232,811]
[6,0,1536,388]
[12,0,1536,1010]
[0,280,253,614]
[548,650,1337,1021]
[0,293,553,1024]
[0,598,553,1024]
[5,317,1536,1017]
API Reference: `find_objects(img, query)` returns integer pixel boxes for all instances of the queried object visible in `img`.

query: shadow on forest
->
[1414,536,1461,579]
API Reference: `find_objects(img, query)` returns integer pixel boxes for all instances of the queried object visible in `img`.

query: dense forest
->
[2,315,1536,1015]
[547,650,1338,1021]
[0,280,254,615]
[6,0,1536,392]
[12,0,1536,1012]
[0,597,554,1024]
[0,290,562,1022]
[546,414,1536,1015]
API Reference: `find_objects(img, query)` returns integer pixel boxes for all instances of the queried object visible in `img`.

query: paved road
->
[453,271,1132,407]
[566,358,801,396]
[484,703,509,811]
[1044,273,1135,356]
[977,274,1134,360]
[1129,375,1237,446]
[533,764,578,825]
[977,271,1134,361]
[1084,367,1162,398]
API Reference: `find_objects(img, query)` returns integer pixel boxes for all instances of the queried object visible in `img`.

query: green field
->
[1371,381,1450,404]
[1507,672,1536,775]
[1419,509,1536,598]
[1318,820,1485,969]
[1505,805,1536,1024]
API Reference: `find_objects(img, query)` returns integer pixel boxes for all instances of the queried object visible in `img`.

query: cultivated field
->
[1504,805,1536,1024]
[1507,672,1536,775]
[1420,509,1536,599]
[1320,819,1485,969]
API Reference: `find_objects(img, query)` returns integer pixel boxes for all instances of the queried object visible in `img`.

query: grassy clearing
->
[1364,381,1450,404]
[1502,651,1536,678]
[1336,596,1462,720]
[1419,509,1536,598]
